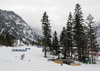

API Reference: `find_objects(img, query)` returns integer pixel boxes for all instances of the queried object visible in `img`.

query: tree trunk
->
[94,53,96,64]
[44,47,47,57]
[71,46,72,59]
[91,51,93,63]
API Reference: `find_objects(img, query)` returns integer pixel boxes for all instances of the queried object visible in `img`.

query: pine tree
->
[81,26,89,63]
[86,14,97,63]
[73,3,84,61]
[0,34,3,45]
[66,12,73,58]
[41,12,51,57]
[60,27,66,47]
[52,31,59,54]
[60,27,67,58]
[5,33,16,46]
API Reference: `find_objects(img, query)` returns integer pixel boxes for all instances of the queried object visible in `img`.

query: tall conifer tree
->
[66,12,73,58]
[86,14,97,63]
[41,12,51,57]
[60,27,67,58]
[52,31,59,54]
[73,3,84,61]
[60,27,66,47]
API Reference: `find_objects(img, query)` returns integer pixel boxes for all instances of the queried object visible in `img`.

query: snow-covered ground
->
[0,46,100,71]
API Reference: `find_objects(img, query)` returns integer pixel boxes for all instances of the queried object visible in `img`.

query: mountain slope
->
[0,9,40,45]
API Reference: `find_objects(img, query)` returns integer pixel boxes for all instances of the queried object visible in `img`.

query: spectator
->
[20,54,25,60]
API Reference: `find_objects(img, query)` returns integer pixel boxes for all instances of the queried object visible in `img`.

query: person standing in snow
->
[85,58,88,64]
[20,54,25,60]
[88,58,91,64]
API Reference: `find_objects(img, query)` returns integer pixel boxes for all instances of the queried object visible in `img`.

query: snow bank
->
[0,46,100,71]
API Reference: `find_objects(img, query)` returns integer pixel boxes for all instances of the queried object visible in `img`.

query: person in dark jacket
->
[21,54,25,60]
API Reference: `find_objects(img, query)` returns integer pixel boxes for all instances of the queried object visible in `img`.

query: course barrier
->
[12,48,31,52]
[70,63,81,66]
[25,48,31,50]
[12,49,27,52]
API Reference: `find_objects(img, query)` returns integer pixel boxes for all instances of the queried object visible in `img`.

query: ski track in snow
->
[0,46,100,71]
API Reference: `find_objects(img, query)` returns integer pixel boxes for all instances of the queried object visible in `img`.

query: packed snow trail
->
[0,46,100,71]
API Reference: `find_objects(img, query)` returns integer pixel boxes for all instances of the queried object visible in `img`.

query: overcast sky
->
[0,0,100,34]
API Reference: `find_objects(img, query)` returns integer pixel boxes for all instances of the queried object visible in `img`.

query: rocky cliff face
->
[0,9,41,44]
